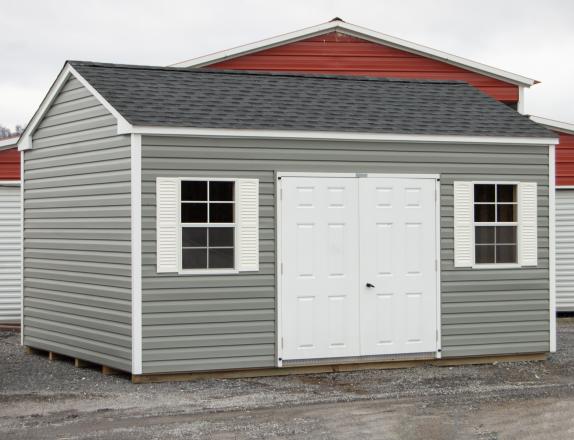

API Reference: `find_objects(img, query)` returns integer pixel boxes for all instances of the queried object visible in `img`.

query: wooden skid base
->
[131,352,547,384]
[24,346,127,377]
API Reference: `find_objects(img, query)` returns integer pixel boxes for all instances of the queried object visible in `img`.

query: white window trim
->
[177,177,239,275]
[471,181,521,269]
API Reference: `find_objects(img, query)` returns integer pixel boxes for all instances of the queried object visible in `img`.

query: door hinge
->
[435,259,438,272]
[280,188,283,200]
[281,337,284,349]
[281,262,284,274]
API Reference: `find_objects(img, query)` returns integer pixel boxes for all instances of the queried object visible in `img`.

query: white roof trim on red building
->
[530,115,574,136]
[0,136,19,151]
[170,19,537,87]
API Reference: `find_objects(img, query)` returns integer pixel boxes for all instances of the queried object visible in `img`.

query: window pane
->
[475,226,495,244]
[475,245,495,264]
[181,203,207,223]
[496,226,517,245]
[182,249,207,269]
[209,227,234,247]
[209,248,234,269]
[474,204,495,222]
[210,181,234,201]
[182,227,207,247]
[210,203,234,223]
[181,181,207,201]
[496,245,517,263]
[497,204,516,222]
[497,185,516,203]
[474,184,495,203]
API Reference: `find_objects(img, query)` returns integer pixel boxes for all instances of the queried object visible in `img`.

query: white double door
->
[281,176,438,361]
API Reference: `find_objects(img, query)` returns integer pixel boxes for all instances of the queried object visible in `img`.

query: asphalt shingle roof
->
[69,61,554,138]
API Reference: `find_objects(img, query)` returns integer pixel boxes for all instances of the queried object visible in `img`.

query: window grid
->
[473,183,518,265]
[180,180,236,271]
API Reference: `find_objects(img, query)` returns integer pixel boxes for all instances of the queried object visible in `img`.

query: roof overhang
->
[170,19,538,87]
[530,115,574,136]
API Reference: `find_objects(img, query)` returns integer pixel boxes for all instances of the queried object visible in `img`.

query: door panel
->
[281,177,360,360]
[281,175,438,361]
[359,178,437,355]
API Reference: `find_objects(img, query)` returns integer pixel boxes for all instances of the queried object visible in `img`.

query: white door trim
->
[276,172,441,365]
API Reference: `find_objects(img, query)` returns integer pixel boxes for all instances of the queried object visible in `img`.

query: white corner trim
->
[130,126,557,146]
[517,86,525,114]
[131,133,143,374]
[17,63,132,151]
[530,115,574,136]
[549,143,556,353]
[171,20,537,87]
[20,150,24,345]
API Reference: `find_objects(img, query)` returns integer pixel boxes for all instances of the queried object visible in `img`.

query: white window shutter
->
[519,182,538,266]
[236,179,259,272]
[454,181,473,267]
[156,177,179,273]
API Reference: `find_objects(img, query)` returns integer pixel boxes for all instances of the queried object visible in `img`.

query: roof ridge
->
[67,60,467,85]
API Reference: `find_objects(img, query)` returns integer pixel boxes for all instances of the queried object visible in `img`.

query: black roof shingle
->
[69,61,554,139]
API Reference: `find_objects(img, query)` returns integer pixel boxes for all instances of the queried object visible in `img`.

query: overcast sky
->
[1,0,573,131]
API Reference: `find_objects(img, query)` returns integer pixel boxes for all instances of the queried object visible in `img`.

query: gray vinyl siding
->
[23,76,132,372]
[141,136,550,374]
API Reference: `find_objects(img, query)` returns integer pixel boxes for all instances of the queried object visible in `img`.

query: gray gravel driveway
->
[1,319,573,439]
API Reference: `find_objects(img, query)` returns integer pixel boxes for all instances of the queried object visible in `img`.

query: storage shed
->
[18,61,558,380]
[531,116,574,312]
[0,136,21,326]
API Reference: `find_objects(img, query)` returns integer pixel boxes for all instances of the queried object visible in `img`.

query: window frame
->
[471,181,521,269]
[178,177,239,275]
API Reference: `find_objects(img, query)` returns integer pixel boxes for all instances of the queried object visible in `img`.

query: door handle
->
[366,283,375,288]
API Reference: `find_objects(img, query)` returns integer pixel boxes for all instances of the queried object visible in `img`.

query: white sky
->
[1,0,573,131]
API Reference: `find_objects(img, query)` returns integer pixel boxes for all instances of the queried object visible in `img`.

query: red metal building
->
[172,19,537,108]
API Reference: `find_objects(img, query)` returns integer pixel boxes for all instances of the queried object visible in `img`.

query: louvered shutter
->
[236,179,259,272]
[156,177,179,273]
[454,181,473,267]
[518,182,538,266]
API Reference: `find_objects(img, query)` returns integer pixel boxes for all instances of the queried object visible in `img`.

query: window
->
[180,180,235,270]
[474,183,517,264]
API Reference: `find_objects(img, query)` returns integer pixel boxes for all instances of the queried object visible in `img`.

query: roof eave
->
[530,115,574,136]
[128,125,557,146]
[170,20,537,87]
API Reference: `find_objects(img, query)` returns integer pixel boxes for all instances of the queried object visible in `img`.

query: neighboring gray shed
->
[17,61,559,380]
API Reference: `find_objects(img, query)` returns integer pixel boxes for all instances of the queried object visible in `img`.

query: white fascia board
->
[17,63,132,151]
[530,115,574,136]
[130,125,557,146]
[171,20,537,87]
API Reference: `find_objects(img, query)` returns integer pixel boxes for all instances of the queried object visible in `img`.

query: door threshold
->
[282,351,436,367]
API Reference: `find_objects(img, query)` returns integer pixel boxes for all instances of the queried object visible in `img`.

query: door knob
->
[366,283,375,288]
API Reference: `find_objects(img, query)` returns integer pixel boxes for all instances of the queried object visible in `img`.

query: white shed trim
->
[170,19,537,87]
[131,134,143,374]
[549,144,556,352]
[128,126,557,146]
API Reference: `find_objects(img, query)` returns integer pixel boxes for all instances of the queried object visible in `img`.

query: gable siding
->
[141,136,549,374]
[23,76,133,371]
[556,131,574,186]
[208,32,519,103]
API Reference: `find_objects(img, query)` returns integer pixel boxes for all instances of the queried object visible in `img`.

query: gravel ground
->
[1,319,573,439]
